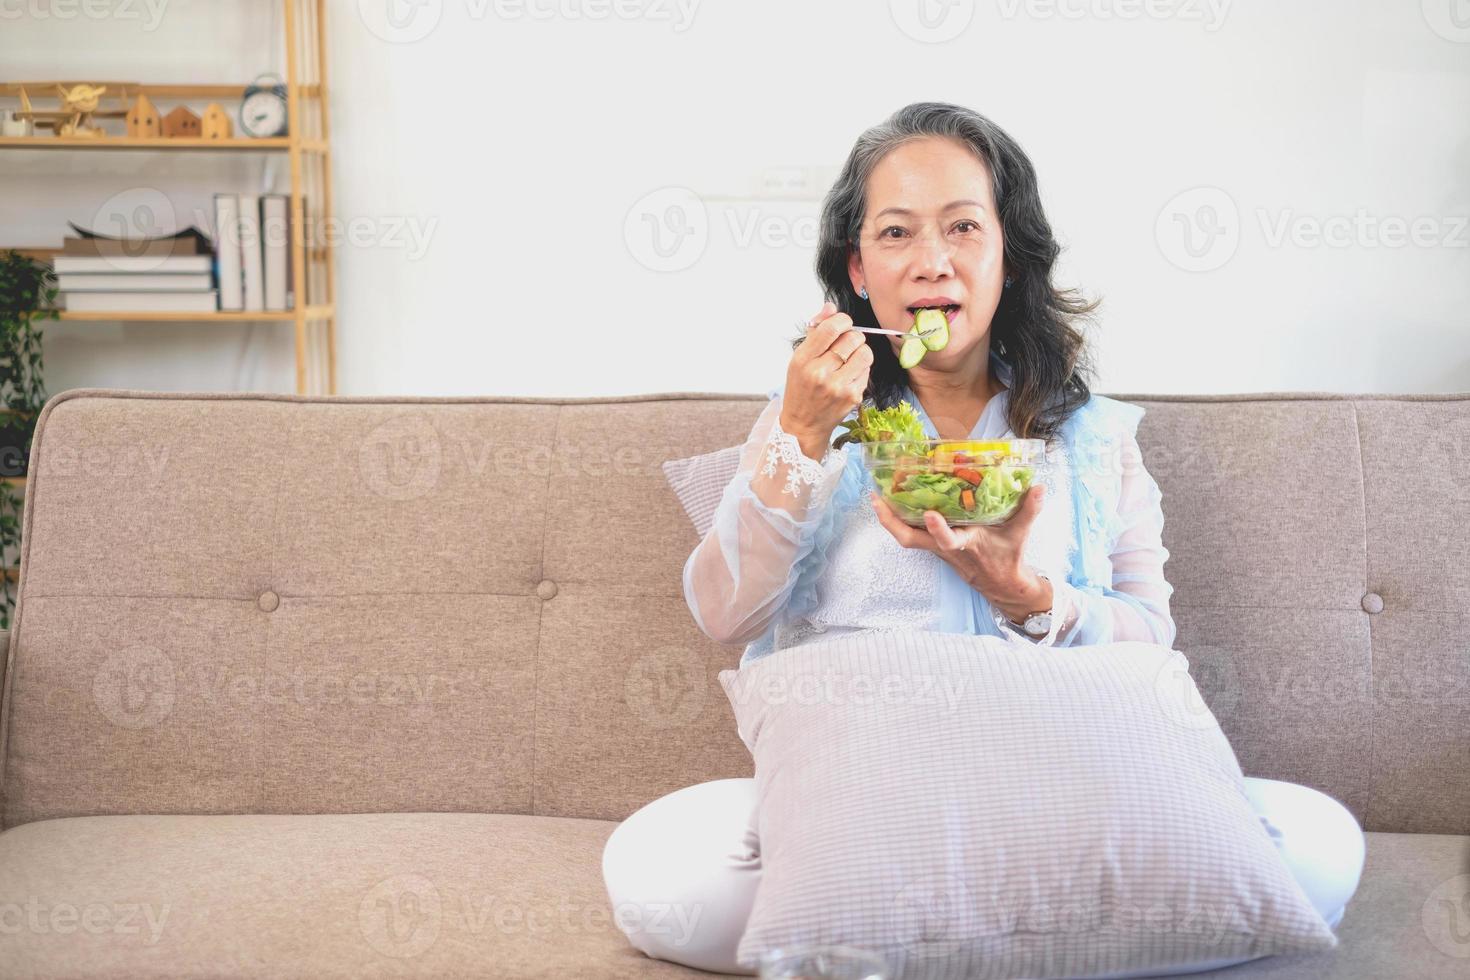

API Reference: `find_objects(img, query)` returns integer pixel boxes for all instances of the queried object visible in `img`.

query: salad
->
[838,400,1044,526]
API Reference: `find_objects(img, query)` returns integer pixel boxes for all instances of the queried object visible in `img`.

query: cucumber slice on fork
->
[914,307,950,351]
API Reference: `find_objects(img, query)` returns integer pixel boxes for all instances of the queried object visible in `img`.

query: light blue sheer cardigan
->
[735,350,1166,667]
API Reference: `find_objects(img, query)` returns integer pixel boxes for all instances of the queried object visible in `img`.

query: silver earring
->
[858,286,868,300]
[1004,276,1012,289]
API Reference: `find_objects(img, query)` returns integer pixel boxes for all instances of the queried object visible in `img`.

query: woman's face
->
[847,136,1006,367]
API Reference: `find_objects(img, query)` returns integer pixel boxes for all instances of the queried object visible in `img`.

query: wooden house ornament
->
[161,105,201,138]
[126,93,159,138]
[201,102,233,140]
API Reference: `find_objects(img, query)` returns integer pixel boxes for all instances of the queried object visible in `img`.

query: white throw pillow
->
[661,444,743,537]
[718,630,1339,979]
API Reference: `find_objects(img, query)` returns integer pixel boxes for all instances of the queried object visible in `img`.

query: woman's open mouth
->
[906,303,961,325]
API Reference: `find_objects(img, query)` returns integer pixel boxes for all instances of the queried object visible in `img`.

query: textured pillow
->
[718,631,1339,979]
[661,444,742,536]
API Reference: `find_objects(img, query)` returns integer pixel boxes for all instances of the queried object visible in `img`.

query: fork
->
[794,319,912,339]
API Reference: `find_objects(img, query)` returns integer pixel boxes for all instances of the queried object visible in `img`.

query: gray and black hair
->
[799,101,1098,443]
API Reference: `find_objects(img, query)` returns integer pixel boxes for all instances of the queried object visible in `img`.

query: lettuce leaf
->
[887,465,1034,523]
[831,399,927,452]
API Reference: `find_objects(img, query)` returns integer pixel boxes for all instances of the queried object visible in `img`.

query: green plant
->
[0,249,55,629]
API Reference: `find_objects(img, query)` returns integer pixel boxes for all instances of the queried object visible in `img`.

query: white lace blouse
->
[682,351,1177,668]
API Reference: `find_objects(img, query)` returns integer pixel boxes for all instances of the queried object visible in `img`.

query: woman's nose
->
[911,233,956,278]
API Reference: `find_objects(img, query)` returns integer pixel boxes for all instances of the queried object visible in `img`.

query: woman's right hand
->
[779,301,874,459]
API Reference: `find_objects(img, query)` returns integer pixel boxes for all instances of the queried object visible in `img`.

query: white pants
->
[601,776,1365,977]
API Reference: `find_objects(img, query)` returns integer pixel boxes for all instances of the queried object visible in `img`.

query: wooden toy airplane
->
[13,82,133,138]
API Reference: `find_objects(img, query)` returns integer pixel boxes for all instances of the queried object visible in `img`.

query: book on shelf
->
[56,272,213,291]
[63,221,211,257]
[216,193,294,313]
[47,194,299,316]
[51,222,216,314]
[214,194,244,311]
[239,193,265,312]
[262,194,290,311]
[63,291,220,313]
[51,254,214,274]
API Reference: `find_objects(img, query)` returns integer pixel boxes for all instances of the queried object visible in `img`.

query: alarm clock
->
[240,74,287,138]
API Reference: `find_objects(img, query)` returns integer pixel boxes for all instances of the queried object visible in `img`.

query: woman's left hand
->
[870,484,1050,616]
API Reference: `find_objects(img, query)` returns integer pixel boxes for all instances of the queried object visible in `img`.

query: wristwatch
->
[1003,571,1055,639]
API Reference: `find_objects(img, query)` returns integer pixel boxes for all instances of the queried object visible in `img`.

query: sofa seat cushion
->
[0,811,744,979]
[0,815,1463,979]
[1194,830,1469,978]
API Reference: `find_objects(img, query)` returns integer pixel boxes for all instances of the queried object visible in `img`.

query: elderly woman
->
[603,103,1364,977]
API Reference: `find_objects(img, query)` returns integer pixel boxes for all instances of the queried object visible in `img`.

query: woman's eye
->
[880,226,907,239]
[953,220,979,234]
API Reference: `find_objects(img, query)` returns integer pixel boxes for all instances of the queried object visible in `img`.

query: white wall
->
[3,0,1467,398]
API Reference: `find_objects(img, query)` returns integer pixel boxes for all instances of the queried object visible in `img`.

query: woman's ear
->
[847,246,864,297]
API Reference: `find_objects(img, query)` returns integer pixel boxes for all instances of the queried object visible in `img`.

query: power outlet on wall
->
[753,165,840,201]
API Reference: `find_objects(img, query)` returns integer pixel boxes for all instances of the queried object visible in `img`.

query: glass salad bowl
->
[860,438,1048,527]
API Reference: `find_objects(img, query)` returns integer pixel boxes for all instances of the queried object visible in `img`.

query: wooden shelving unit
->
[0,0,337,394]
[0,136,295,151]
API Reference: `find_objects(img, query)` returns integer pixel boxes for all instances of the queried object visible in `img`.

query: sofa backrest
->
[0,388,1464,834]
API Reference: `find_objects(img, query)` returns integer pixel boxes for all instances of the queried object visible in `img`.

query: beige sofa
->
[0,387,1466,979]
